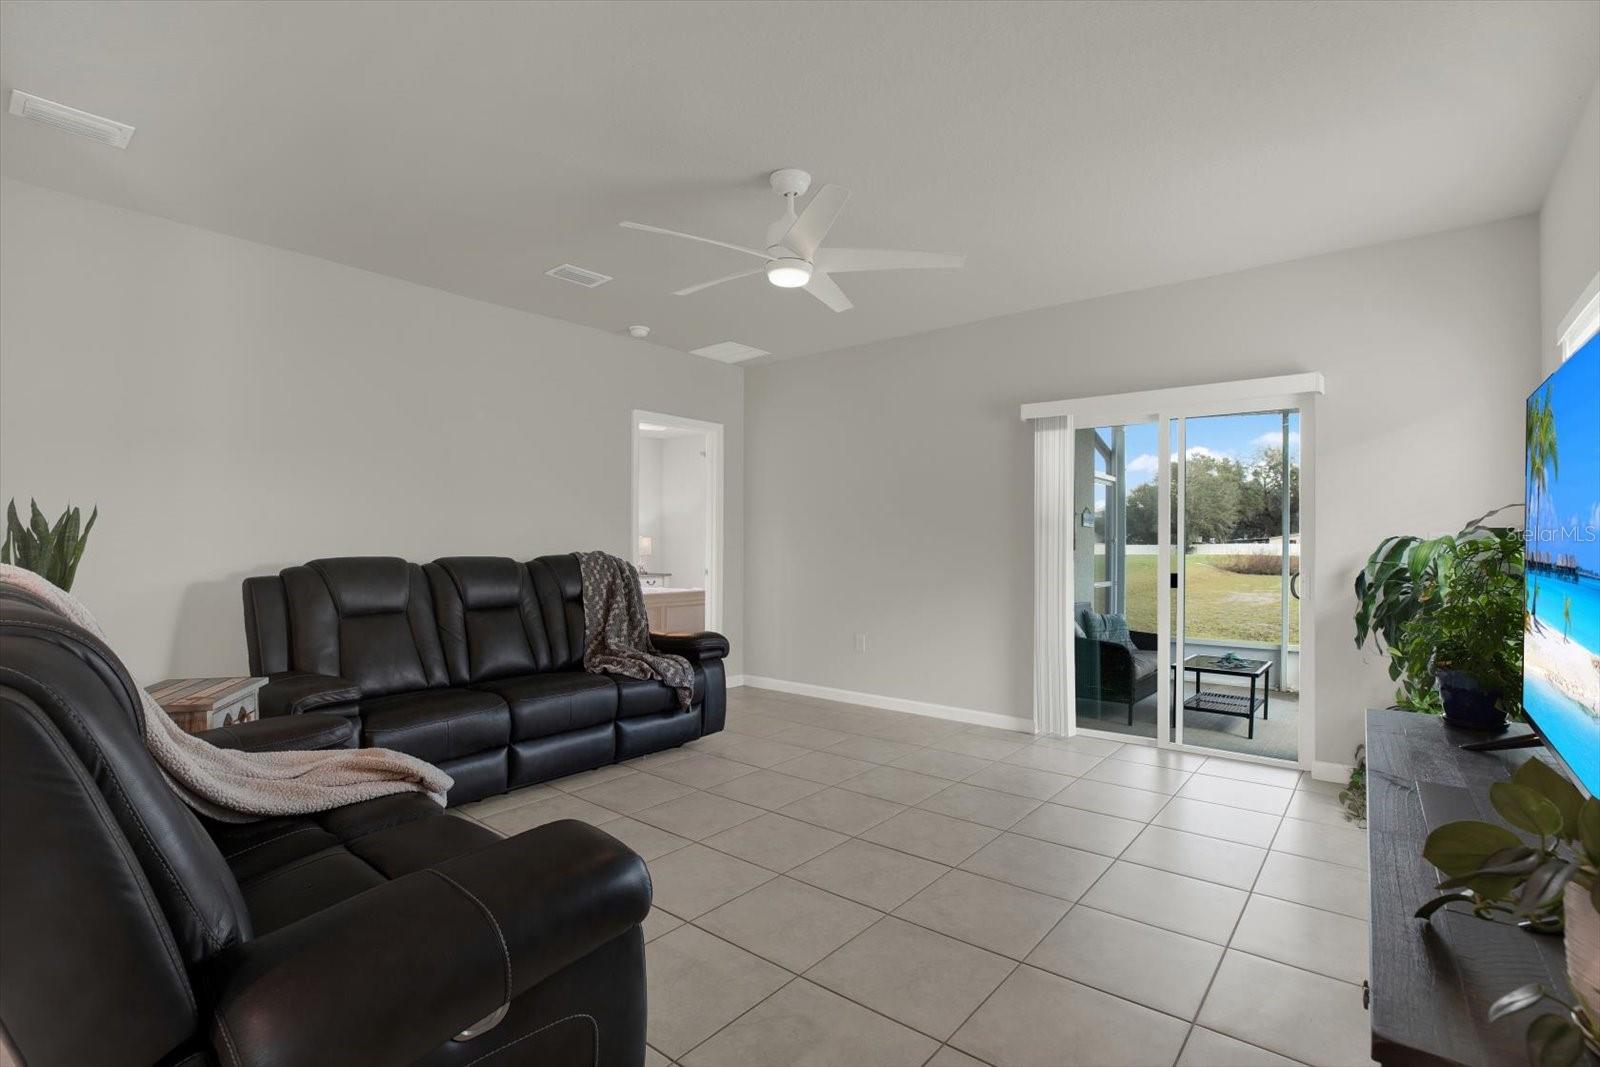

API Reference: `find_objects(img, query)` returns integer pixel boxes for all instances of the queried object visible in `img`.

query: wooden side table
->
[148,676,267,735]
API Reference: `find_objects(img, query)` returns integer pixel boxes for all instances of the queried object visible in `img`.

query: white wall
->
[1540,80,1600,370]
[637,436,664,566]
[745,217,1541,767]
[0,177,745,681]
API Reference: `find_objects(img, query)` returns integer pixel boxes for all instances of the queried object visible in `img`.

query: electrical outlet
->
[854,633,868,654]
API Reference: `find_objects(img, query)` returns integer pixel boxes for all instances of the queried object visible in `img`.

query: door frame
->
[1021,373,1323,769]
[631,410,724,633]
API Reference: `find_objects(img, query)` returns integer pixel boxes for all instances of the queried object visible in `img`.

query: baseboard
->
[1311,759,1353,784]
[726,674,746,688]
[739,675,1035,734]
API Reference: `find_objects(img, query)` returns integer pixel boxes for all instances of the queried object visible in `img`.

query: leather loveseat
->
[243,554,728,804]
[0,584,653,1067]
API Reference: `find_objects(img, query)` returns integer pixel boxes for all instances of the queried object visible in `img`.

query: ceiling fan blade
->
[619,221,770,262]
[781,184,851,259]
[674,268,764,296]
[814,248,966,274]
[803,270,853,313]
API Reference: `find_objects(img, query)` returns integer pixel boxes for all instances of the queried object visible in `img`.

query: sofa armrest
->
[197,712,357,752]
[1129,630,1158,652]
[258,671,361,719]
[650,630,729,662]
[209,819,651,1067]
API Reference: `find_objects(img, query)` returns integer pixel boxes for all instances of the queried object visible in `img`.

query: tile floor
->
[453,686,1376,1067]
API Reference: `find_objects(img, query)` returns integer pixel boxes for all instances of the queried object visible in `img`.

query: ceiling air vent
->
[690,341,770,364]
[8,91,135,148]
[545,264,613,288]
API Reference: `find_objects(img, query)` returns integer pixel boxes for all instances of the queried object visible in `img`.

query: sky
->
[1527,332,1600,572]
[1111,412,1301,488]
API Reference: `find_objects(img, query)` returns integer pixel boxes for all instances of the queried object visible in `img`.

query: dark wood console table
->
[1367,709,1583,1066]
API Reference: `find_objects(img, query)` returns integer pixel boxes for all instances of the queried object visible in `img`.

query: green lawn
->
[1097,554,1299,645]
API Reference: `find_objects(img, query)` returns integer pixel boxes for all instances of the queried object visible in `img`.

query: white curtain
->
[1032,415,1073,736]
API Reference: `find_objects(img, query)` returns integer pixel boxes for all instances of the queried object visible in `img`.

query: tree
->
[1526,387,1559,527]
[1183,453,1244,543]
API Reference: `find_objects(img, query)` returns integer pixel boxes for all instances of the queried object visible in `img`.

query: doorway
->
[1024,375,1321,768]
[631,411,723,634]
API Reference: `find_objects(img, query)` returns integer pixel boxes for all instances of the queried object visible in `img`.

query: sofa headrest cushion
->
[307,557,414,617]
[433,557,525,611]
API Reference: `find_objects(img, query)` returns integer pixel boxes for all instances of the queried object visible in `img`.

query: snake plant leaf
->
[1422,820,1523,877]
[8,500,36,569]
[1578,797,1600,866]
[1512,759,1584,840]
[1487,983,1548,1022]
[1525,1012,1585,1067]
[61,506,96,591]
[1514,858,1576,918]
[1491,782,1565,838]
[1414,889,1477,921]
[27,500,51,547]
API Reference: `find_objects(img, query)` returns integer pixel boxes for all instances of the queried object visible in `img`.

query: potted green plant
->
[1415,757,1599,1065]
[0,499,98,592]
[1354,510,1524,730]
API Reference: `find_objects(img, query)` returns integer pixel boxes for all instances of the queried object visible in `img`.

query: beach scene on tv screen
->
[1524,332,1600,795]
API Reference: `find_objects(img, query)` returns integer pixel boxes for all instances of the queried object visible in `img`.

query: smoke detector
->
[8,91,135,148]
[628,325,651,339]
[544,263,612,288]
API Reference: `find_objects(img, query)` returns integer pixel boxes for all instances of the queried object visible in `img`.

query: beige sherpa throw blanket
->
[577,551,694,709]
[1,565,452,821]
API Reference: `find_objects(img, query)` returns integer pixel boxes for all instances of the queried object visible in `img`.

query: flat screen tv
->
[1523,330,1600,796]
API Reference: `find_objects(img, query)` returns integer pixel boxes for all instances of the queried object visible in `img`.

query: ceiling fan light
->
[766,258,812,288]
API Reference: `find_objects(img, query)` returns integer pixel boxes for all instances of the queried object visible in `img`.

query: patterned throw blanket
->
[577,551,694,709]
[0,564,453,822]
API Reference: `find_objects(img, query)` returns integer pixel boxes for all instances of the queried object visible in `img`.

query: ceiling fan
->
[619,169,964,312]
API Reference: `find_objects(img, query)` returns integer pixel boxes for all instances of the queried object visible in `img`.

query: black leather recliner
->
[243,554,729,804]
[0,587,653,1067]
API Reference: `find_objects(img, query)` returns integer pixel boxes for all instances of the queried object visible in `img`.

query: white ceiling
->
[2,1,1595,363]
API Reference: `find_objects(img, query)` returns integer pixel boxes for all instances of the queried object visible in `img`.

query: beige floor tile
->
[1079,861,1248,944]
[642,908,683,943]
[839,765,952,805]
[790,839,949,910]
[889,748,994,781]
[1271,817,1368,870]
[1026,905,1223,1019]
[478,791,620,834]
[860,808,1000,865]
[772,723,854,750]
[926,1045,988,1066]
[696,876,880,971]
[724,714,804,739]
[1009,802,1144,857]
[1252,851,1369,920]
[950,965,1191,1067]
[644,1044,672,1067]
[917,783,1043,830]
[779,787,907,835]
[644,925,789,1059]
[807,917,1014,1041]
[1003,744,1107,777]
[1032,734,1126,757]
[455,783,558,818]
[1121,825,1267,890]
[720,736,813,768]
[771,750,878,785]
[547,764,636,793]
[958,833,1111,900]
[596,816,693,861]
[962,762,1076,800]
[649,753,762,789]
[1197,757,1302,789]
[1052,777,1170,821]
[1109,745,1210,772]
[707,768,826,809]
[1230,895,1369,984]
[704,811,848,872]
[1296,773,1345,797]
[1284,789,1351,827]
[1178,1028,1304,1067]
[959,724,1037,743]
[1177,774,1293,815]
[628,747,698,770]
[1084,758,1195,795]
[646,843,775,919]
[632,791,766,840]
[895,869,1069,959]
[827,735,922,764]
[1197,951,1374,1067]
[575,771,695,814]
[1152,797,1283,848]
[928,732,1027,761]
[682,978,938,1067]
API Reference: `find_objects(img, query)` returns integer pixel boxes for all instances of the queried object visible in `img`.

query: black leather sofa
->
[0,584,653,1067]
[1074,601,1159,724]
[243,554,729,805]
